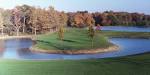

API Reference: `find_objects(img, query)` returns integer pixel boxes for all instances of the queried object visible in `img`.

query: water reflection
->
[0,38,150,60]
[0,39,32,59]
[0,40,5,57]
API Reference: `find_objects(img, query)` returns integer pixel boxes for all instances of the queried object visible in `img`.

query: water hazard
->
[0,38,150,60]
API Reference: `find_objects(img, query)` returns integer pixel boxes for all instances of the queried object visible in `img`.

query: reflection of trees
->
[15,39,31,58]
[0,39,33,58]
[17,39,33,58]
[17,48,31,57]
[0,40,5,57]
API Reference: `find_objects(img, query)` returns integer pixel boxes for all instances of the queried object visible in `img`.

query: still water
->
[101,26,150,32]
[0,38,150,60]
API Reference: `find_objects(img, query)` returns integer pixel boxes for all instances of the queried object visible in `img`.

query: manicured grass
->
[0,28,150,75]
[35,28,150,51]
[35,28,112,50]
[100,31,150,39]
[0,53,150,75]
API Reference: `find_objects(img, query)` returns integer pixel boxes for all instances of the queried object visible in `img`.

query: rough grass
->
[35,28,112,50]
[0,53,150,75]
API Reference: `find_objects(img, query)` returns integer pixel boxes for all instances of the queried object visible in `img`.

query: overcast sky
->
[0,0,150,14]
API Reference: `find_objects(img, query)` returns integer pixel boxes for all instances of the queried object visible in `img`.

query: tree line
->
[0,5,150,35]
[0,5,68,35]
[68,11,150,27]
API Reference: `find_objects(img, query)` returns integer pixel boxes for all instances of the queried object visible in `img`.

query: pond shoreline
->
[0,35,149,41]
[0,35,35,40]
[30,45,119,55]
[0,30,149,55]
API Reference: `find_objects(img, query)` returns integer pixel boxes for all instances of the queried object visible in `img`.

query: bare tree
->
[47,7,60,32]
[11,8,22,36]
[16,5,31,33]
[0,11,4,35]
[29,7,41,35]
[2,10,13,35]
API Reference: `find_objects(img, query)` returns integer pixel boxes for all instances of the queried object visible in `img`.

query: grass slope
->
[35,28,111,50]
[0,53,150,75]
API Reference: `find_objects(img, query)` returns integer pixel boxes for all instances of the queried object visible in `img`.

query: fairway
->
[0,53,150,75]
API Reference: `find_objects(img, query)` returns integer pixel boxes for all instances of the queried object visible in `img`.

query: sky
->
[0,0,150,14]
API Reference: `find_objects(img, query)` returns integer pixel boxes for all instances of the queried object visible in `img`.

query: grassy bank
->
[34,28,112,51]
[0,53,150,75]
[100,31,150,39]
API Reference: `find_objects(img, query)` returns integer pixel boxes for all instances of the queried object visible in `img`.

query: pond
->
[0,38,150,60]
[101,26,150,32]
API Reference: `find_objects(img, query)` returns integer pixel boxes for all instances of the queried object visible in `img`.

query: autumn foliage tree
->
[11,8,22,36]
[29,7,41,35]
[68,11,95,28]
[16,5,31,33]
[47,7,59,31]
[1,5,150,36]
[92,11,150,26]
